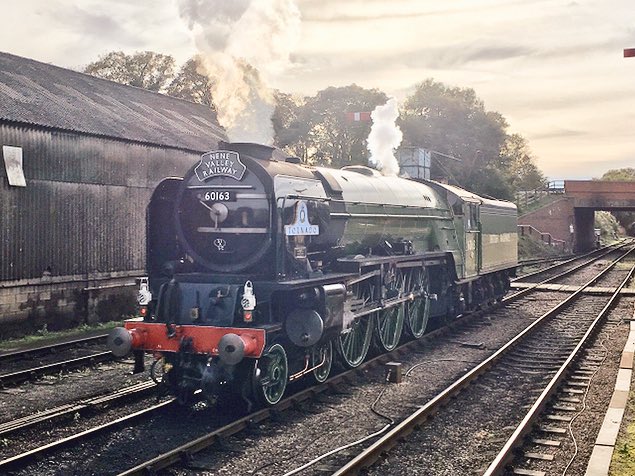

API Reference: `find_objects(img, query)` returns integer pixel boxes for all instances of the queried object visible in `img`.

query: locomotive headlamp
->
[137,277,152,319]
[241,281,256,322]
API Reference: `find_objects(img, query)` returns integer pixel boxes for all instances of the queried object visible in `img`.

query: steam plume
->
[178,0,301,143]
[367,98,403,176]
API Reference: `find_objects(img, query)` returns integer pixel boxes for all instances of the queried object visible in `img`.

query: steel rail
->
[517,254,575,268]
[0,380,156,437]
[0,398,175,472]
[0,333,108,363]
[483,256,635,475]
[0,350,113,386]
[331,245,635,475]
[512,241,625,283]
[503,242,628,303]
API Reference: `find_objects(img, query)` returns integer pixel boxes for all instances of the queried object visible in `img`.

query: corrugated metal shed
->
[0,51,226,151]
[0,52,227,283]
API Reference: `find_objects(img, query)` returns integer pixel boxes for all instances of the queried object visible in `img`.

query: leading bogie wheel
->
[257,343,288,405]
[311,340,333,383]
[405,267,431,339]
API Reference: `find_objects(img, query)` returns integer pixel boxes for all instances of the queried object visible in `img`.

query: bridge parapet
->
[564,180,635,209]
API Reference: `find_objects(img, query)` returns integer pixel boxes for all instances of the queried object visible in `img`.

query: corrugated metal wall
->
[0,123,205,281]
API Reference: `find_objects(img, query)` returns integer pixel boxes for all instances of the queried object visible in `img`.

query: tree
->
[84,51,175,92]
[500,134,547,191]
[400,79,511,198]
[272,91,311,160]
[273,85,387,167]
[598,168,635,233]
[599,168,635,181]
[166,57,215,109]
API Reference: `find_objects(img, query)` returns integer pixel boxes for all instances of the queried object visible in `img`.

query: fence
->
[518,224,568,253]
[515,181,565,210]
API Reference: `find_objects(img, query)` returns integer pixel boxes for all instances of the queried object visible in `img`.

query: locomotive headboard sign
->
[195,150,247,181]
[285,201,319,236]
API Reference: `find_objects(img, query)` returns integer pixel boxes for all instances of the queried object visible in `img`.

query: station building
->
[0,52,226,336]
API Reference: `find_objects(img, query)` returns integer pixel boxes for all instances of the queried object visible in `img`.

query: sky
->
[1,0,633,180]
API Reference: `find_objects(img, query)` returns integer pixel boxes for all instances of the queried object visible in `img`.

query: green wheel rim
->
[311,340,333,383]
[376,304,405,351]
[406,268,430,339]
[338,316,373,368]
[259,343,288,405]
[375,270,405,351]
[338,279,375,368]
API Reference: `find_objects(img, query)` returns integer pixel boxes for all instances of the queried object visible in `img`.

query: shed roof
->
[0,51,227,151]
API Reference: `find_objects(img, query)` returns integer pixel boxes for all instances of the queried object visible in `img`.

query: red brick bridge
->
[519,181,635,252]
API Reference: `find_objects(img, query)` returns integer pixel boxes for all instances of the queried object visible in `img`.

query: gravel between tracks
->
[0,358,150,423]
[367,297,635,476]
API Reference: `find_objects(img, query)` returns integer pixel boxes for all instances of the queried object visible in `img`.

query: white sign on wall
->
[2,145,26,187]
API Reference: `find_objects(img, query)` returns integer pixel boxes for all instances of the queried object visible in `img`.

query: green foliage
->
[595,211,620,240]
[610,404,635,475]
[273,84,387,166]
[166,56,216,109]
[85,50,548,200]
[600,168,635,181]
[501,134,547,191]
[84,51,175,92]
[271,91,312,160]
[399,79,537,200]
[597,168,635,233]
[401,79,507,170]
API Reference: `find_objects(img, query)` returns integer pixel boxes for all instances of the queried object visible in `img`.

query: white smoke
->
[177,0,301,144]
[367,98,403,176]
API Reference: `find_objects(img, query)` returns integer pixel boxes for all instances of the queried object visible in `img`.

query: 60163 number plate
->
[198,190,236,202]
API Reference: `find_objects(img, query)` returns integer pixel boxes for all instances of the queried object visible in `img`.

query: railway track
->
[0,333,108,363]
[0,398,175,473]
[0,380,156,438]
[2,244,631,475]
[513,241,627,285]
[0,334,113,387]
[332,246,635,475]
[0,350,114,386]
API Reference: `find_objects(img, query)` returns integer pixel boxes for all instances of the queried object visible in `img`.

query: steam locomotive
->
[108,142,517,406]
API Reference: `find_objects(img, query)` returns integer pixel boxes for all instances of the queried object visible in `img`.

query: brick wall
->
[518,197,576,247]
[0,271,139,338]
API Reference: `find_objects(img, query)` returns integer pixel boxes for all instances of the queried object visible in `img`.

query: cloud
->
[298,0,535,23]
[291,42,533,76]
[48,5,144,47]
[530,128,586,140]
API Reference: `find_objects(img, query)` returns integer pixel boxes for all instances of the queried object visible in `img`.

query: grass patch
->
[610,374,635,475]
[518,235,566,260]
[0,320,123,352]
